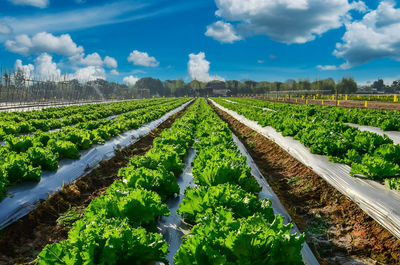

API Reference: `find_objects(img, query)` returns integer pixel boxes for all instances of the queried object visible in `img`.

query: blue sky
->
[1,0,400,85]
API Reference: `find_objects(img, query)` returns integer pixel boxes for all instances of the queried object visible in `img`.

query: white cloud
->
[187,52,225,82]
[127,50,159,67]
[72,66,106,82]
[0,2,196,37]
[69,52,103,66]
[210,0,367,44]
[205,21,242,43]
[34,53,61,80]
[257,60,264,64]
[5,32,83,56]
[7,0,49,8]
[123,75,139,86]
[333,1,400,68]
[14,59,34,78]
[104,56,118,68]
[69,53,118,69]
[14,54,62,81]
[110,69,120,75]
[317,65,340,70]
[0,23,12,35]
[81,53,103,66]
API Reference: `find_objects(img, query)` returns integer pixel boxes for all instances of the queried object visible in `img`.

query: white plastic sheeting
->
[346,123,400,145]
[0,99,133,112]
[232,133,319,265]
[0,100,193,229]
[222,99,276,112]
[211,99,400,240]
[158,148,196,265]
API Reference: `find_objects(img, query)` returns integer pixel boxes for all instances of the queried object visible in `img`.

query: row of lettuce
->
[0,98,189,200]
[0,99,168,139]
[213,97,400,190]
[230,97,400,131]
[175,99,304,264]
[37,98,305,264]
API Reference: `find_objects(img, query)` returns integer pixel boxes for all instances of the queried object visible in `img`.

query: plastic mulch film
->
[0,100,193,229]
[157,148,196,265]
[232,133,319,265]
[222,99,276,112]
[211,99,400,240]
[0,99,133,113]
[346,123,400,145]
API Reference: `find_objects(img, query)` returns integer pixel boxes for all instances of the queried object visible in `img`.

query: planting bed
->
[213,103,400,264]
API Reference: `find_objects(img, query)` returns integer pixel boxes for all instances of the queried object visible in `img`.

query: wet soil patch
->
[213,104,400,265]
[0,106,189,265]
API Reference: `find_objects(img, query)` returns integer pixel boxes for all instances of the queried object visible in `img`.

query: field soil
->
[212,103,400,265]
[0,105,189,265]
[250,97,400,111]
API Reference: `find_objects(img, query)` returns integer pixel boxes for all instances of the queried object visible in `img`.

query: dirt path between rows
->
[0,105,190,265]
[212,103,400,265]
[249,97,400,111]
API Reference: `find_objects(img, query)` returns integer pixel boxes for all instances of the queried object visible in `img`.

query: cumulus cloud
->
[205,21,242,43]
[333,0,400,69]
[104,56,118,68]
[123,75,139,86]
[187,52,225,82]
[69,53,117,70]
[5,32,83,56]
[0,23,12,35]
[14,53,109,82]
[14,59,34,78]
[127,50,159,67]
[209,0,367,44]
[110,69,120,75]
[80,53,103,66]
[72,66,106,82]
[34,53,61,80]
[14,54,61,80]
[69,52,103,66]
[7,0,49,8]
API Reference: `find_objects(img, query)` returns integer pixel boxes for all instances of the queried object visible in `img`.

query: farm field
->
[0,97,399,265]
[3,0,400,264]
[213,97,400,182]
[252,96,400,111]
[0,97,189,200]
[211,97,400,262]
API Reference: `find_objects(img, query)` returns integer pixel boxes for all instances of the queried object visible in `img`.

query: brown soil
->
[250,97,400,111]
[213,103,400,265]
[0,106,189,265]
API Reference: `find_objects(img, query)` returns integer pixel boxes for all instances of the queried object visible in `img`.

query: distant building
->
[213,88,230,97]
[205,80,230,96]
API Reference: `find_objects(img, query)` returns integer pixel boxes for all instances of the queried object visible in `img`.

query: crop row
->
[37,98,305,264]
[37,97,199,264]
[231,97,400,131]
[213,97,400,187]
[175,99,304,264]
[0,98,168,139]
[0,98,188,200]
